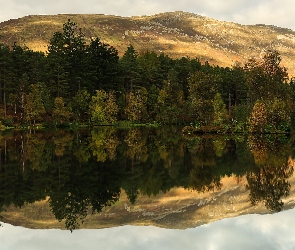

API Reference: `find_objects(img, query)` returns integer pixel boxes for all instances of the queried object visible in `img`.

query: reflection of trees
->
[73,134,91,163]
[124,128,148,162]
[247,135,293,211]
[122,159,143,204]
[23,134,48,171]
[120,128,149,203]
[48,162,122,232]
[49,192,88,232]
[190,167,222,192]
[90,127,119,162]
[246,161,293,211]
[53,131,74,157]
[0,133,8,163]
[248,135,290,167]
[0,129,294,231]
[155,126,188,180]
[213,137,226,157]
[187,137,222,192]
[0,157,48,211]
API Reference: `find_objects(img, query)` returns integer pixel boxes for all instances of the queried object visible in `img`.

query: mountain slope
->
[1,11,295,75]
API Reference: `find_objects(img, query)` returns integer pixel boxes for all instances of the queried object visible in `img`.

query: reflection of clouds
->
[1,208,295,250]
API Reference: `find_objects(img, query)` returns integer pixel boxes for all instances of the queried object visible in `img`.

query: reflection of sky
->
[1,208,295,250]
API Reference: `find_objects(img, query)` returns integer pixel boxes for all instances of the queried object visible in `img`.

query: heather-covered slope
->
[1,11,295,75]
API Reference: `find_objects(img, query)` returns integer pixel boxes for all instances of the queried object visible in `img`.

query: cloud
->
[0,0,295,30]
[1,208,295,250]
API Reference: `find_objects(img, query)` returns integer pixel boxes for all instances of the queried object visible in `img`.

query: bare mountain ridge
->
[1,11,295,75]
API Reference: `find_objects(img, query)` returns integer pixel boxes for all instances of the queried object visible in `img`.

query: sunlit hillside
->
[1,11,295,76]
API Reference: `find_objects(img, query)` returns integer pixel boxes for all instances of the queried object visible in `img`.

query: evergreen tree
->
[137,51,162,89]
[174,57,202,98]
[87,38,119,91]
[188,71,220,126]
[0,44,14,117]
[120,45,141,91]
[47,19,87,99]
[47,31,70,98]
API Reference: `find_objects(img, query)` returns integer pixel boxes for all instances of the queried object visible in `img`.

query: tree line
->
[0,19,294,132]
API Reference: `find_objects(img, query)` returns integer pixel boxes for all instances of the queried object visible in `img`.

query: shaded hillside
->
[1,11,295,76]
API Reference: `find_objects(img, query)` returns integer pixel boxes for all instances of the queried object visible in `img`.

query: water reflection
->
[1,208,295,250]
[0,127,294,231]
[246,135,294,211]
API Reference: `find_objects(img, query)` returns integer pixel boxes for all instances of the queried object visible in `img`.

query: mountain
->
[1,11,295,76]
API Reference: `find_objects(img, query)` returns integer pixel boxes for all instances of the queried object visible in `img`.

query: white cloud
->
[0,0,295,30]
[1,208,295,250]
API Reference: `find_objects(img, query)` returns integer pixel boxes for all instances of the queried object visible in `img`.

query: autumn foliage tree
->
[245,50,292,133]
[156,71,185,124]
[244,49,289,102]
[52,97,72,125]
[90,90,118,124]
[25,84,46,126]
[124,87,148,122]
[213,93,227,126]
[248,100,267,133]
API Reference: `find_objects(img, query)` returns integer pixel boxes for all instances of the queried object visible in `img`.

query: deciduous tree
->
[52,97,72,125]
[25,84,46,127]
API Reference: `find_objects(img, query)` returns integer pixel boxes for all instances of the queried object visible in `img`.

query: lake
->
[0,127,295,249]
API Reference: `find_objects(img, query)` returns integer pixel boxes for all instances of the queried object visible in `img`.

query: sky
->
[1,208,295,250]
[0,0,295,30]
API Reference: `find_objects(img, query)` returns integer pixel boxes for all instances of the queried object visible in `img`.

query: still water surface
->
[0,127,294,248]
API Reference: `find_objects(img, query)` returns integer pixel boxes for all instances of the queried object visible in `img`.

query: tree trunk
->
[228,92,231,116]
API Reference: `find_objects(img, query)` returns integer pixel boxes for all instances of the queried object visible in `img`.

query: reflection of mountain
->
[0,128,294,230]
[2,174,295,230]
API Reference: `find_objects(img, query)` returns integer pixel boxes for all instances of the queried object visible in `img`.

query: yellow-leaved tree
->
[89,90,119,124]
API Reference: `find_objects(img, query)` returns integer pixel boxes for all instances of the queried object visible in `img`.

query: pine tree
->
[120,45,141,91]
[87,38,119,91]
[47,19,87,99]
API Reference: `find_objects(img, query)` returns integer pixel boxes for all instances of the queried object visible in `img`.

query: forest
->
[0,19,295,133]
